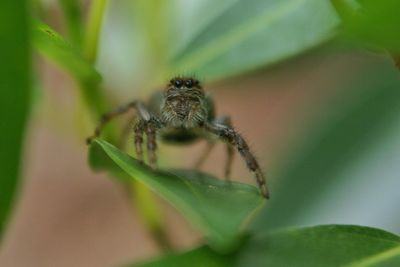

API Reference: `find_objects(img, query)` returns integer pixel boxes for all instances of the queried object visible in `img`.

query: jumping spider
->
[87,77,269,198]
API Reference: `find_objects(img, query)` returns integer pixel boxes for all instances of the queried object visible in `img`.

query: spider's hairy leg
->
[225,144,234,180]
[86,101,149,144]
[195,115,235,180]
[134,119,145,163]
[146,121,158,169]
[204,122,269,199]
[118,115,136,148]
[194,142,215,168]
[215,115,235,180]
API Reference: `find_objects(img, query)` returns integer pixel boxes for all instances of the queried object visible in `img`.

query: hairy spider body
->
[87,77,269,198]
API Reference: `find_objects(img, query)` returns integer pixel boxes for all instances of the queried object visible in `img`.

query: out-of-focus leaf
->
[237,225,400,267]
[170,0,339,81]
[0,1,31,235]
[32,21,108,115]
[133,225,400,267]
[132,246,234,267]
[32,21,101,84]
[59,0,83,47]
[251,54,400,231]
[89,139,265,251]
[83,0,108,64]
[332,0,400,53]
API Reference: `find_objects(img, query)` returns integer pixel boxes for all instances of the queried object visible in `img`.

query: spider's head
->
[161,77,207,128]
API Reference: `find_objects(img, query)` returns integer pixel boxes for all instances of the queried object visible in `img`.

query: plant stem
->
[132,182,172,251]
[82,0,170,251]
[80,0,109,119]
[83,0,108,64]
[59,0,83,48]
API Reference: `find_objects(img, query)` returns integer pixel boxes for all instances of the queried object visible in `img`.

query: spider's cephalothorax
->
[161,77,208,128]
[87,77,270,199]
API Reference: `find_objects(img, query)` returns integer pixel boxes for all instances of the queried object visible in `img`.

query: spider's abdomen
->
[160,128,200,144]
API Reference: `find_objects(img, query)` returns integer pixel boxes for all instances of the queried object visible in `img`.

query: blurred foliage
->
[32,21,106,114]
[170,0,339,81]
[0,1,31,236]
[33,21,101,85]
[59,0,83,47]
[134,225,400,267]
[83,0,108,64]
[251,56,400,232]
[133,246,234,267]
[332,0,400,53]
[89,139,265,252]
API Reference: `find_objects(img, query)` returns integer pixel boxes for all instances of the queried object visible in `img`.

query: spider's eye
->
[174,79,183,88]
[185,79,193,88]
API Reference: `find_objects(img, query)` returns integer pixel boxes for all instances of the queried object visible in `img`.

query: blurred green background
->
[1,0,400,266]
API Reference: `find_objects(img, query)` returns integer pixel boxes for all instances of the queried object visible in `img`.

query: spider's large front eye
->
[185,79,193,88]
[174,79,183,88]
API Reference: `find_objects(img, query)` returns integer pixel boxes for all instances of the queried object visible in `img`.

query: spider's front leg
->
[195,115,235,180]
[86,100,150,144]
[145,119,159,169]
[204,122,269,199]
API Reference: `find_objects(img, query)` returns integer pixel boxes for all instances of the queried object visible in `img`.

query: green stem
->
[83,0,109,64]
[60,0,83,48]
[79,0,109,128]
[132,182,172,251]
[82,0,170,251]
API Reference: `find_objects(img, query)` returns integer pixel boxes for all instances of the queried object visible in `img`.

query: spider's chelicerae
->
[87,77,269,198]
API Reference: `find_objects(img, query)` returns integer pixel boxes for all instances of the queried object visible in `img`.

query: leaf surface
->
[133,225,400,267]
[89,139,265,251]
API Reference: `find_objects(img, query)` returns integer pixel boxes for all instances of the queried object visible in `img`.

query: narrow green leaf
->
[32,21,101,85]
[170,0,339,81]
[0,1,31,235]
[32,21,108,115]
[132,225,400,267]
[89,139,265,251]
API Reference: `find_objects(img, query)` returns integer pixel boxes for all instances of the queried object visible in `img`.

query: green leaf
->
[332,0,400,53]
[0,1,31,236]
[133,225,400,267]
[32,21,107,115]
[170,0,339,81]
[133,246,234,267]
[237,225,400,267]
[32,21,101,85]
[89,139,265,251]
